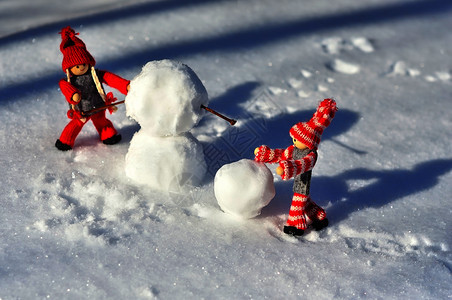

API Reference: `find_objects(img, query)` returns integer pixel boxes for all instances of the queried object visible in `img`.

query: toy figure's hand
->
[108,106,118,114]
[67,109,86,123]
[127,84,130,92]
[72,93,81,103]
[278,160,291,180]
[278,160,297,180]
[254,145,270,162]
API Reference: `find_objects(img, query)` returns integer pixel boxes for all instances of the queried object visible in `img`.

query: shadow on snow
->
[262,158,452,226]
[1,0,451,104]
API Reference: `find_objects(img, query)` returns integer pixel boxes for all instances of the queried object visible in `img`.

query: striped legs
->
[285,193,327,235]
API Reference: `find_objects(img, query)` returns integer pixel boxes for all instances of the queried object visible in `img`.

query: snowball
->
[125,60,209,136]
[214,159,275,219]
[351,37,374,53]
[328,58,360,75]
[125,131,206,192]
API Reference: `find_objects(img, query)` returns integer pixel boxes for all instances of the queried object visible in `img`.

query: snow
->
[328,58,361,75]
[125,59,208,136]
[124,59,208,192]
[125,132,206,192]
[1,0,452,299]
[214,159,275,219]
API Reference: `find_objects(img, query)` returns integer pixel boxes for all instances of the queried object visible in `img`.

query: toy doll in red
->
[254,99,338,236]
[55,26,130,151]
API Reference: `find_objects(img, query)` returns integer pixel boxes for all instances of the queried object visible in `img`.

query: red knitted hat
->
[60,26,96,72]
[289,99,338,150]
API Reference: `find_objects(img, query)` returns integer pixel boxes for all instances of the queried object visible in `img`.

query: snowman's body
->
[125,60,208,192]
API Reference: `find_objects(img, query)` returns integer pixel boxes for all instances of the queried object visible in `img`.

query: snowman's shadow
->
[198,81,361,184]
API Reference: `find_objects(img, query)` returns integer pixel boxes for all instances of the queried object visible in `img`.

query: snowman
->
[124,60,209,192]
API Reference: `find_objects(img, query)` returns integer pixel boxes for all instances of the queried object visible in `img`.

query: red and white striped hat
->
[289,99,338,150]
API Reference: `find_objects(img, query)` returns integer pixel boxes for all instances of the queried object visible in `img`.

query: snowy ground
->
[1,0,451,299]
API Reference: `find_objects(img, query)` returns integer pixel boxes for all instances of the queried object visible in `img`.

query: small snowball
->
[301,69,312,78]
[125,131,206,192]
[321,37,345,54]
[351,37,374,53]
[387,61,408,76]
[328,59,360,75]
[214,159,275,219]
[125,60,209,136]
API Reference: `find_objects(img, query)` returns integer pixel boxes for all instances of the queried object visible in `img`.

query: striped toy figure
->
[254,99,338,236]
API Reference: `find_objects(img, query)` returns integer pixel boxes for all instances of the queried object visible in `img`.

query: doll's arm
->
[254,145,294,163]
[102,71,130,95]
[59,79,80,105]
[277,151,317,180]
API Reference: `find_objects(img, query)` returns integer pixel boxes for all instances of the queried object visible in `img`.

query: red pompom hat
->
[289,98,338,150]
[60,26,96,72]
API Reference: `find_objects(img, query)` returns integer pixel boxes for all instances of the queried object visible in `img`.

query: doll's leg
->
[284,193,309,235]
[306,199,327,221]
[306,199,329,231]
[90,111,120,143]
[56,118,85,150]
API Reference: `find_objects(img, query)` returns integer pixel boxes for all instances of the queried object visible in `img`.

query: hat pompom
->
[59,26,95,72]
[289,99,338,150]
[60,27,77,51]
[60,26,76,39]
[311,98,338,130]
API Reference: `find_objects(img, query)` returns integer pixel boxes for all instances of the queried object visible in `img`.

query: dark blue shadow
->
[2,0,452,105]
[262,159,452,223]
[313,158,452,225]
[201,82,361,179]
[0,0,219,45]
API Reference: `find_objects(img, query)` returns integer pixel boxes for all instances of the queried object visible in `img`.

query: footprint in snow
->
[425,71,451,82]
[350,37,375,53]
[321,37,374,54]
[327,59,361,75]
[385,61,451,83]
[385,61,420,77]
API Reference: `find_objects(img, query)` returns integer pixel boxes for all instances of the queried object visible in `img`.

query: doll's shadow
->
[259,107,362,153]
[260,158,452,225]
[118,122,141,144]
[197,81,362,180]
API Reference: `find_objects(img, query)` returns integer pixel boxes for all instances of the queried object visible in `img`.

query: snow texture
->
[1,0,452,299]
[214,159,275,219]
[124,59,208,191]
[125,132,206,192]
[328,58,361,74]
[125,59,209,136]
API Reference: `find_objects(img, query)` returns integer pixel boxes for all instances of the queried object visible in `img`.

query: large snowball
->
[214,159,275,219]
[125,60,209,136]
[125,131,206,192]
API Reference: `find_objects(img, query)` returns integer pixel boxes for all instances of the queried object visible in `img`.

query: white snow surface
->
[125,59,208,136]
[214,159,275,219]
[1,0,452,299]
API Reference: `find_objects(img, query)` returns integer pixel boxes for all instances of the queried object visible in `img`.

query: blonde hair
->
[91,66,106,102]
[65,66,106,102]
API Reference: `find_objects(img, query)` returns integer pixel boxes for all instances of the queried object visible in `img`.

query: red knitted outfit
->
[255,145,326,230]
[58,72,129,147]
[255,99,337,232]
[57,26,130,148]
